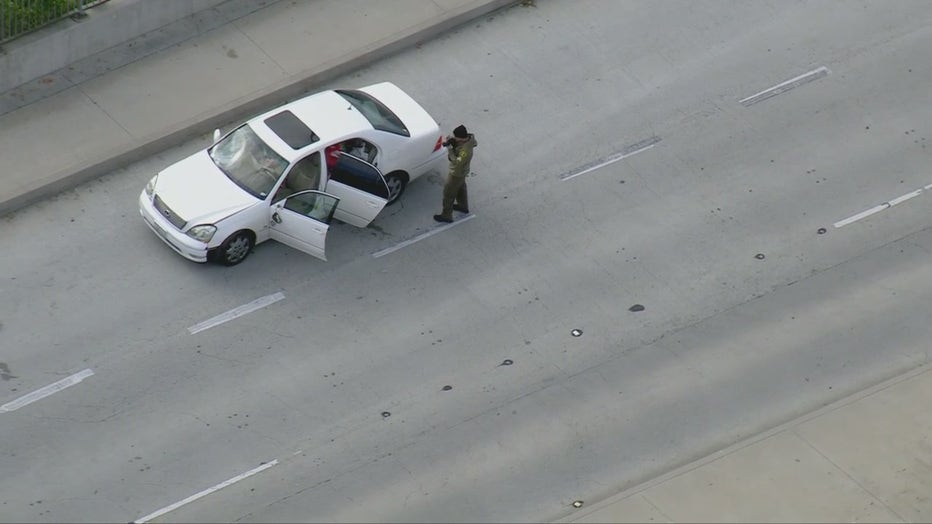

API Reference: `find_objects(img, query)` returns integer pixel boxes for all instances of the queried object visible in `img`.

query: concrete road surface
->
[1,1,931,522]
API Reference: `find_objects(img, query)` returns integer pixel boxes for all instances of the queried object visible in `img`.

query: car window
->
[209,124,288,198]
[264,110,319,150]
[284,192,338,224]
[343,138,378,165]
[328,153,389,199]
[336,89,410,137]
[273,152,322,202]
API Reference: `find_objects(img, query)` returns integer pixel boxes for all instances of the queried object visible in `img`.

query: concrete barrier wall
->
[0,0,229,93]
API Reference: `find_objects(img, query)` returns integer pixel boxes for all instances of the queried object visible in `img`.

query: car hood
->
[154,150,257,226]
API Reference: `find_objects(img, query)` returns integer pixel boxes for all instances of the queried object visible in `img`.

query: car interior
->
[274,152,321,201]
[342,138,378,166]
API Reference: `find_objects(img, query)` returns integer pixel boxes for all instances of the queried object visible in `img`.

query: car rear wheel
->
[217,231,254,266]
[384,172,408,206]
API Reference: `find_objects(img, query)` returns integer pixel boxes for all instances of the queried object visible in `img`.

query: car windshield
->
[209,124,288,198]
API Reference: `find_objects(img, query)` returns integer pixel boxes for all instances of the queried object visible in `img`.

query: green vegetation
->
[1,0,86,42]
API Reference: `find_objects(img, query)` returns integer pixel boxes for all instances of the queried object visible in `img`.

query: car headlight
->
[186,224,217,243]
[145,175,158,196]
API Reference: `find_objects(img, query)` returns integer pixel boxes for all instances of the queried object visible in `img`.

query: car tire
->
[384,172,408,206]
[217,231,254,266]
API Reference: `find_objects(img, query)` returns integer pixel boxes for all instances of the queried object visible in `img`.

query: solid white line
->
[561,144,657,182]
[739,66,830,105]
[134,460,278,523]
[0,369,94,413]
[887,189,922,206]
[834,204,888,228]
[834,187,928,228]
[188,292,285,334]
[372,214,476,258]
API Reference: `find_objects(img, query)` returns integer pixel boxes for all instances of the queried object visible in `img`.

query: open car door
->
[269,190,340,261]
[324,152,389,227]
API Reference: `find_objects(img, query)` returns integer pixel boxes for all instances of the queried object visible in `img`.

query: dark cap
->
[453,125,468,138]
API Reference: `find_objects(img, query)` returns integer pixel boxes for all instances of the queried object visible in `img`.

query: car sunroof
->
[264,110,319,149]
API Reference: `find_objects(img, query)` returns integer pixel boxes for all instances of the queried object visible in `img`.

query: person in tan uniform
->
[434,124,477,223]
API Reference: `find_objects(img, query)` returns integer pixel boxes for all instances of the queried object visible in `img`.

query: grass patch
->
[1,0,87,42]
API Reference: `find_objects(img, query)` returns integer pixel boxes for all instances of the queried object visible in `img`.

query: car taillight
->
[433,135,443,152]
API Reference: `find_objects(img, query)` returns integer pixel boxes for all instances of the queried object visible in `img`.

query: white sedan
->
[139,82,446,265]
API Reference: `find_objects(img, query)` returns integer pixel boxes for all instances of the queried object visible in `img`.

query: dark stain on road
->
[366,223,391,237]
[629,304,645,312]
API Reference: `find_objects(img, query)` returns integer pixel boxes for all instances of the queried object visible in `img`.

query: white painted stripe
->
[561,137,661,181]
[372,214,476,258]
[834,204,889,228]
[560,148,648,181]
[188,292,285,334]
[834,187,928,228]
[740,66,830,106]
[1,369,94,413]
[887,189,922,206]
[134,460,278,523]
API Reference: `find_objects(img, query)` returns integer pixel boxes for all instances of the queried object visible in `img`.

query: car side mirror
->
[213,128,221,142]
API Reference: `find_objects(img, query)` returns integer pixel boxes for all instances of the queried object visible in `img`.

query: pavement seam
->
[80,84,134,138]
[554,226,932,403]
[640,492,675,523]
[790,427,907,523]
[233,20,287,75]
[558,361,932,522]
[0,0,280,117]
[0,0,517,219]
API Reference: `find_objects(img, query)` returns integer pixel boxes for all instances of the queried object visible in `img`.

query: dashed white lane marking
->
[0,369,94,413]
[740,66,830,106]
[187,292,285,334]
[372,214,476,258]
[133,460,279,523]
[834,186,928,228]
[560,136,661,181]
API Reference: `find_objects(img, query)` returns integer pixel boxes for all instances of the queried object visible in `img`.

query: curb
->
[0,0,517,218]
[554,359,932,522]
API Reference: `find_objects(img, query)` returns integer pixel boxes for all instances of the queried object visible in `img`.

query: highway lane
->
[2,0,932,521]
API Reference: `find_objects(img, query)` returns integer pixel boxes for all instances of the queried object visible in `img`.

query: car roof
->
[250,90,373,160]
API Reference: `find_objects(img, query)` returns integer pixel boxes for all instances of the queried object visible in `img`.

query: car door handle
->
[272,212,282,223]
[367,201,381,208]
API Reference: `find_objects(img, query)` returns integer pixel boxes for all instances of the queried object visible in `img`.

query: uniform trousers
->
[440,175,468,220]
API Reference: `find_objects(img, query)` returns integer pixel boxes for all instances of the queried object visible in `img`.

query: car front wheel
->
[216,231,254,266]
[384,172,408,205]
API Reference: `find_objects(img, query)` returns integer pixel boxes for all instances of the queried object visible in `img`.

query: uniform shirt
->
[448,134,477,178]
